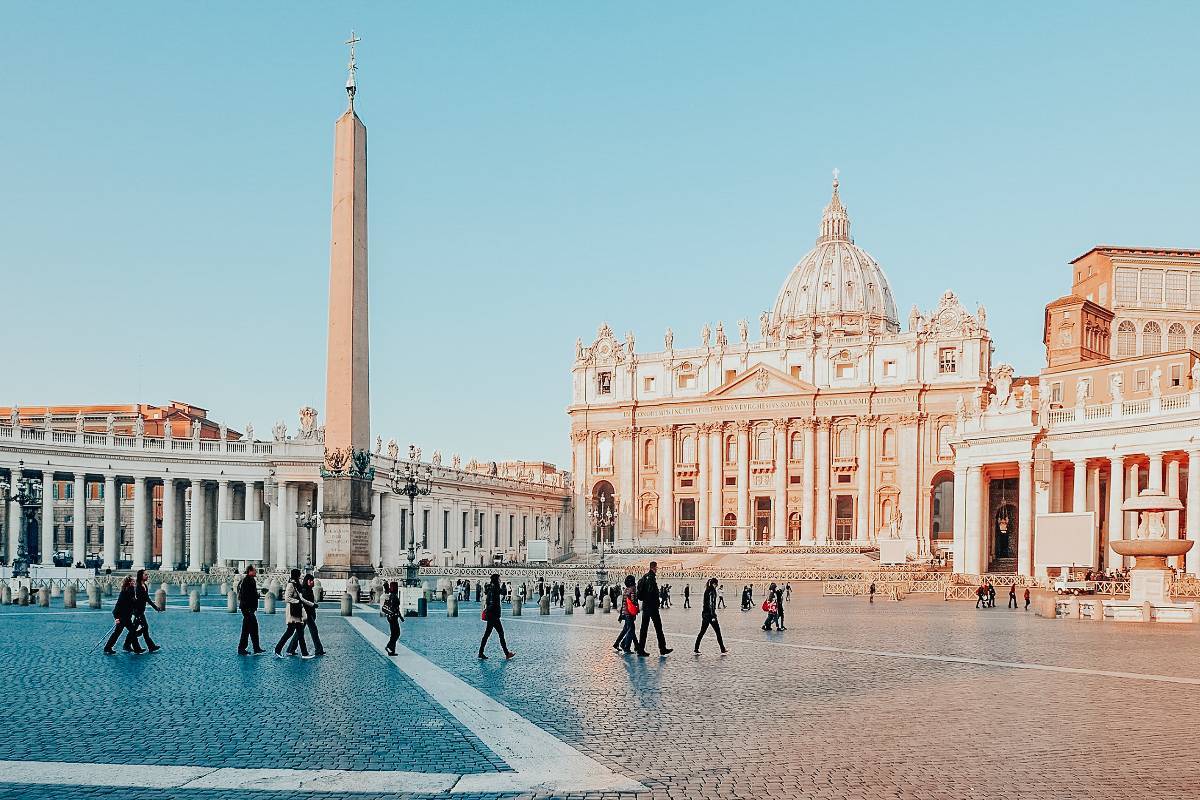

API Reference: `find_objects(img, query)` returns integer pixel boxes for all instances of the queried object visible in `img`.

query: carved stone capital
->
[735,421,752,434]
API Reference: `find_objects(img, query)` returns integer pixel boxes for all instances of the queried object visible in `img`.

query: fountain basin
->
[1110,539,1193,570]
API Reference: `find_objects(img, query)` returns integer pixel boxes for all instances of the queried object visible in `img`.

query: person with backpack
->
[237,565,265,655]
[382,581,404,656]
[694,577,728,655]
[635,561,672,657]
[478,573,515,660]
[613,574,638,654]
[761,582,780,631]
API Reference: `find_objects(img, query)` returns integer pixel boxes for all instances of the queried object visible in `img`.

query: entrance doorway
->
[678,499,696,542]
[988,477,1018,571]
[833,496,854,542]
[721,512,737,545]
[754,498,771,544]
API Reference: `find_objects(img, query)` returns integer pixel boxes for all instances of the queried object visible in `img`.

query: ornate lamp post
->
[390,445,433,587]
[589,492,615,587]
[295,501,319,573]
[0,461,44,577]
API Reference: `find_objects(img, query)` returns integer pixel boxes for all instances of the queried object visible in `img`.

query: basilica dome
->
[769,175,899,339]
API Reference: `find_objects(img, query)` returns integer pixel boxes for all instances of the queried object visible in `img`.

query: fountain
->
[1106,488,1197,623]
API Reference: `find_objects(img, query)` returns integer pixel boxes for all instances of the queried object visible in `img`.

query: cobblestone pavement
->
[2,585,1200,799]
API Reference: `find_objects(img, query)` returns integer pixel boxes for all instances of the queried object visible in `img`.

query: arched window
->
[938,424,954,458]
[641,498,657,531]
[836,426,853,457]
[725,436,736,463]
[1115,321,1136,357]
[681,434,695,464]
[754,428,771,460]
[644,438,656,467]
[1168,323,1187,351]
[931,474,955,540]
[787,512,801,541]
[1143,321,1162,355]
[881,428,896,460]
[790,432,803,460]
[597,435,612,468]
[1193,324,1200,352]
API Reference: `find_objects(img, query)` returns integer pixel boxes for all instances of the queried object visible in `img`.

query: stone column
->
[801,420,816,543]
[1187,450,1200,575]
[1071,459,1087,515]
[270,480,287,570]
[735,422,750,545]
[102,473,118,570]
[952,465,967,570]
[1126,462,1140,543]
[245,481,261,521]
[616,427,635,547]
[1017,458,1033,576]
[571,432,589,555]
[708,426,723,544]
[72,474,87,567]
[188,480,206,571]
[40,470,55,566]
[315,482,327,568]
[1051,466,1064,513]
[6,466,21,563]
[1107,456,1125,572]
[383,494,401,567]
[1166,458,1181,540]
[697,424,710,547]
[215,479,231,566]
[965,465,984,574]
[131,476,148,570]
[771,420,787,546]
[161,479,176,571]
[659,427,675,543]
[1147,452,1164,493]
[370,490,382,568]
[855,420,871,542]
[369,488,382,567]
[815,419,831,544]
[284,482,299,567]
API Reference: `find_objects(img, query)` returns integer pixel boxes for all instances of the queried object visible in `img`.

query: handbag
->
[481,607,487,621]
[625,597,638,617]
[761,599,771,612]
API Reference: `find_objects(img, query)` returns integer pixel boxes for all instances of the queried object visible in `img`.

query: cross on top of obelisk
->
[345,30,360,108]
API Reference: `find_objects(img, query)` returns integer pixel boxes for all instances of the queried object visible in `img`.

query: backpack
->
[625,596,638,617]
[761,599,772,613]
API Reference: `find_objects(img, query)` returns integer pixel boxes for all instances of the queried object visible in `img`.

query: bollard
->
[565,597,574,615]
[177,582,189,595]
[513,597,523,617]
[447,594,459,617]
[585,595,595,614]
[264,591,276,614]
[1,584,11,605]
[189,589,200,612]
[417,596,428,617]
[227,590,237,613]
[315,584,325,603]
[104,582,114,597]
[64,584,77,609]
[38,587,50,607]
[601,594,611,614]
[218,581,228,595]
[340,592,353,616]
[160,581,169,595]
[200,583,208,596]
[540,595,550,615]
[50,583,62,598]
[18,585,30,606]
[87,584,100,609]
[155,588,167,611]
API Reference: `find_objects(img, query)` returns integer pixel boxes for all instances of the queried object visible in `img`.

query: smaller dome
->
[770,172,899,339]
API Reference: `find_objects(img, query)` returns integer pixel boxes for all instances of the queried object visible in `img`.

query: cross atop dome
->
[345,30,360,109]
[818,168,851,244]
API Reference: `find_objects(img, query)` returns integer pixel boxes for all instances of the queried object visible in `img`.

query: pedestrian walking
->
[773,583,786,631]
[987,582,997,609]
[716,584,726,609]
[382,581,404,656]
[237,565,266,655]
[785,583,792,602]
[761,582,780,631]
[124,569,162,652]
[740,586,751,611]
[574,585,581,607]
[301,574,326,655]
[275,569,315,659]
[869,581,876,603]
[975,584,986,609]
[1024,587,1031,611]
[635,561,672,657]
[683,584,691,609]
[478,573,515,660]
[1008,584,1018,609]
[103,576,140,655]
[693,578,728,654]
[613,575,638,653]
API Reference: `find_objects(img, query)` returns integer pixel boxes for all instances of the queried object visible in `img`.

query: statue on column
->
[133,415,145,437]
[387,439,399,460]
[105,414,116,436]
[715,322,727,348]
[243,423,254,442]
[9,406,19,429]
[191,419,202,441]
[737,319,748,344]
[701,323,711,349]
[1150,365,1163,398]
[759,311,770,343]
[75,410,85,433]
[664,327,674,351]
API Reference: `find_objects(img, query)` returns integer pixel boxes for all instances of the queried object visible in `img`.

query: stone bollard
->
[264,591,276,614]
[104,582,114,597]
[155,588,167,611]
[87,584,100,609]
[200,583,208,596]
[218,581,228,595]
[1,583,11,605]
[64,584,77,609]
[585,595,595,614]
[50,583,62,598]
[38,587,50,607]
[539,595,550,615]
[315,583,325,603]
[189,590,200,612]
[513,597,523,617]
[266,579,279,599]
[227,590,237,613]
[160,581,169,595]
[177,582,189,595]
[340,592,353,616]
[601,594,611,614]
[18,585,30,606]
[447,594,459,617]
[565,597,574,615]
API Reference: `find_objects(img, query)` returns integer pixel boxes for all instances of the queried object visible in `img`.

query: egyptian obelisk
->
[320,32,375,578]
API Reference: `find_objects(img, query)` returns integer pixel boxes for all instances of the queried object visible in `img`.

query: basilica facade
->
[569,177,991,560]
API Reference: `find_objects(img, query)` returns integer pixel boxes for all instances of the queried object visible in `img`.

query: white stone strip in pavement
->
[345,615,646,794]
[506,616,1200,687]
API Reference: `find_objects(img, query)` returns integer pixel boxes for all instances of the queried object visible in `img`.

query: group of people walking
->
[103,569,162,655]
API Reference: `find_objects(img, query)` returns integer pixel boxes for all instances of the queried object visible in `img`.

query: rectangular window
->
[1051,382,1063,403]
[883,360,897,378]
[400,509,407,549]
[1171,364,1183,387]
[837,474,851,484]
[1191,274,1200,309]
[938,348,957,375]
[677,373,696,389]
[508,515,514,548]
[597,372,612,395]
[1141,269,1163,305]
[1114,269,1138,304]
[724,476,736,486]
[643,376,655,393]
[724,369,737,384]
[835,363,855,379]
[790,366,802,379]
[1166,271,1187,307]
[443,510,449,550]
[494,513,500,547]
[1135,369,1148,392]
[422,509,429,549]
[462,511,468,548]
[680,478,693,487]
[522,515,527,544]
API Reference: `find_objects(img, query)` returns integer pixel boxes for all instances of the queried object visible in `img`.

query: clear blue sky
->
[2,2,1198,466]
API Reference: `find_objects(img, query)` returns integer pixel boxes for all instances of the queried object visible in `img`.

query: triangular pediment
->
[707,365,816,398]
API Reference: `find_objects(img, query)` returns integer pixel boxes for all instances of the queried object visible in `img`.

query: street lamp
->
[0,461,43,577]
[589,492,615,587]
[295,500,319,573]
[390,444,433,587]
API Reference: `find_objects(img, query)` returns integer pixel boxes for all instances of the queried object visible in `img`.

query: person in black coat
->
[635,561,672,657]
[574,584,581,607]
[123,569,162,653]
[694,577,727,654]
[103,577,140,655]
[773,583,786,631]
[382,581,404,655]
[300,574,326,655]
[237,565,265,655]
[478,573,515,660]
